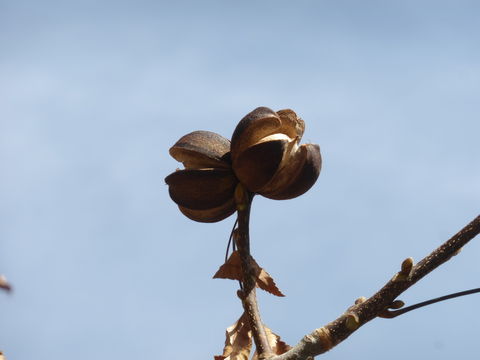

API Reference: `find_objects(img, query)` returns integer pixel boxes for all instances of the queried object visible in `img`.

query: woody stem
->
[235,188,273,359]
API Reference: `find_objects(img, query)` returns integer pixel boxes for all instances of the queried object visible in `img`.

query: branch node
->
[378,299,405,318]
[345,313,360,330]
[237,289,245,300]
[389,300,405,309]
[312,327,333,351]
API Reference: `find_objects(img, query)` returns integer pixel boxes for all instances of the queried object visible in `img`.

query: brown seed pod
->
[165,131,237,222]
[178,198,236,223]
[169,130,231,169]
[230,107,321,200]
[165,169,237,210]
[165,108,322,222]
[260,143,321,200]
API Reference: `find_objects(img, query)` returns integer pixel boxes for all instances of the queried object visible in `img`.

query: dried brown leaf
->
[255,263,285,297]
[0,275,11,292]
[213,251,243,281]
[251,325,291,359]
[215,312,252,360]
[213,251,285,297]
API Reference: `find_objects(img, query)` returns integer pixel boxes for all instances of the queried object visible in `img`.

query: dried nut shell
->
[231,107,282,161]
[169,131,231,169]
[165,169,237,210]
[276,109,305,140]
[231,107,305,159]
[231,106,320,198]
[178,198,236,223]
[232,138,288,192]
[260,143,321,200]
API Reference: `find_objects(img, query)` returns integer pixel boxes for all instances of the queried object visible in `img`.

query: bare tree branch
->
[235,187,273,358]
[271,214,480,360]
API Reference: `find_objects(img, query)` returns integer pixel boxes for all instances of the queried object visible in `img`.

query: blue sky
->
[1,1,479,359]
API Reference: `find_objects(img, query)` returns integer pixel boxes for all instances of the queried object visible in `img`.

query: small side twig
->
[234,184,273,359]
[272,214,480,360]
[380,287,480,318]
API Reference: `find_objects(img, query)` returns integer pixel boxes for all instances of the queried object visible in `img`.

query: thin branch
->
[272,214,480,360]
[380,287,480,318]
[234,186,273,358]
[225,218,239,263]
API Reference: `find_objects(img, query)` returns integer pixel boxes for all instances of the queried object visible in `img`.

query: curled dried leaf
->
[213,251,243,281]
[256,265,285,297]
[215,312,252,360]
[213,251,285,297]
[251,325,291,359]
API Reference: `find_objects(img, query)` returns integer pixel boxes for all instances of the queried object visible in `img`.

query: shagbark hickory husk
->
[230,107,322,200]
[165,131,237,222]
[165,107,322,222]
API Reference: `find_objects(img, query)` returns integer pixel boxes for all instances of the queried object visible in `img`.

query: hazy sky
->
[1,1,479,359]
